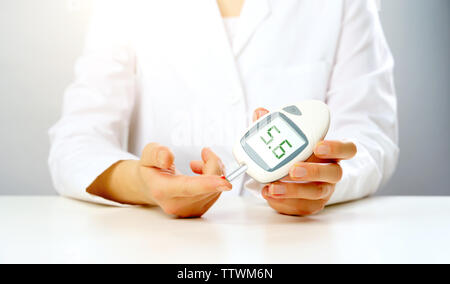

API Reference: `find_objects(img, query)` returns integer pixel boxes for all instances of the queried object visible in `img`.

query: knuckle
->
[158,147,173,166]
[143,142,158,155]
[330,143,339,154]
[316,183,329,198]
[330,141,343,154]
[142,143,167,165]
[157,145,170,152]
[309,164,321,178]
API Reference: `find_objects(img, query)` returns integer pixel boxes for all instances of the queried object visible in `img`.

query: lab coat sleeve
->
[326,0,399,204]
[48,0,139,206]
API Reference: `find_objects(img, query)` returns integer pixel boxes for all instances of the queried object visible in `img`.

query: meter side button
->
[283,105,302,116]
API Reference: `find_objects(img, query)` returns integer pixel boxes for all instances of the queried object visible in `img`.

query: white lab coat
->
[49,0,398,206]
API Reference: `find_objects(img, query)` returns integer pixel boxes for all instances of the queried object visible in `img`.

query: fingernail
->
[292,166,307,178]
[257,110,266,118]
[270,184,286,195]
[316,144,330,155]
[217,186,231,192]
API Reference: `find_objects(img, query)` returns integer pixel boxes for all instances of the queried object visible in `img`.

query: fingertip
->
[253,107,269,122]
[157,148,174,169]
[201,147,210,160]
[175,175,232,196]
[190,160,204,174]
[141,143,175,168]
[347,142,358,159]
[201,147,218,162]
[208,175,232,189]
[221,179,233,189]
[261,185,270,199]
[216,180,232,192]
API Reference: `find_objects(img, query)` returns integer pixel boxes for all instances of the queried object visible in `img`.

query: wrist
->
[132,160,158,206]
[118,160,156,205]
[87,160,155,206]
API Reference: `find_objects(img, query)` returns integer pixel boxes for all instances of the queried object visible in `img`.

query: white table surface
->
[0,195,449,264]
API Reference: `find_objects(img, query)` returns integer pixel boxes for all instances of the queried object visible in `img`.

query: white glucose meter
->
[226,100,330,183]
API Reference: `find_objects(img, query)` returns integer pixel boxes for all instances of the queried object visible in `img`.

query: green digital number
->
[273,140,292,159]
[260,125,280,145]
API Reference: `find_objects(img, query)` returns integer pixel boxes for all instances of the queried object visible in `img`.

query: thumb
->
[253,107,269,122]
[140,143,174,169]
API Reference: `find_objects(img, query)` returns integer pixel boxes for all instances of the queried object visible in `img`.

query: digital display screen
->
[246,116,306,169]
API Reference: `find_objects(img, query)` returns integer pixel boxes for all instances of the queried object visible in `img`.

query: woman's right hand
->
[87,143,232,218]
[137,143,232,217]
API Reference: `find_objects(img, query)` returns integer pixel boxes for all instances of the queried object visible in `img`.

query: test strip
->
[224,164,248,182]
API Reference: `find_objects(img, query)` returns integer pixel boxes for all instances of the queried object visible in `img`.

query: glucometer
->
[226,100,330,183]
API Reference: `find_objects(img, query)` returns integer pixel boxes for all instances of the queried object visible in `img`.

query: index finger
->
[314,140,357,160]
[141,143,175,169]
[170,175,232,197]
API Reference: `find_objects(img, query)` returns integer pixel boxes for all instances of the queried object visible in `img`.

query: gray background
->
[0,0,449,196]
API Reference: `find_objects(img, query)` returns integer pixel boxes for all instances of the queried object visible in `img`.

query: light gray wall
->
[0,0,91,195]
[378,0,450,195]
[0,0,449,195]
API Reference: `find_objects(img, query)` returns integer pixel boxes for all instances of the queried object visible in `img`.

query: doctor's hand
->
[252,108,357,216]
[138,144,232,217]
[87,144,232,218]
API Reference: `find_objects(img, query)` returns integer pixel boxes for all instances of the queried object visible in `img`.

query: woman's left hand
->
[253,108,357,216]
